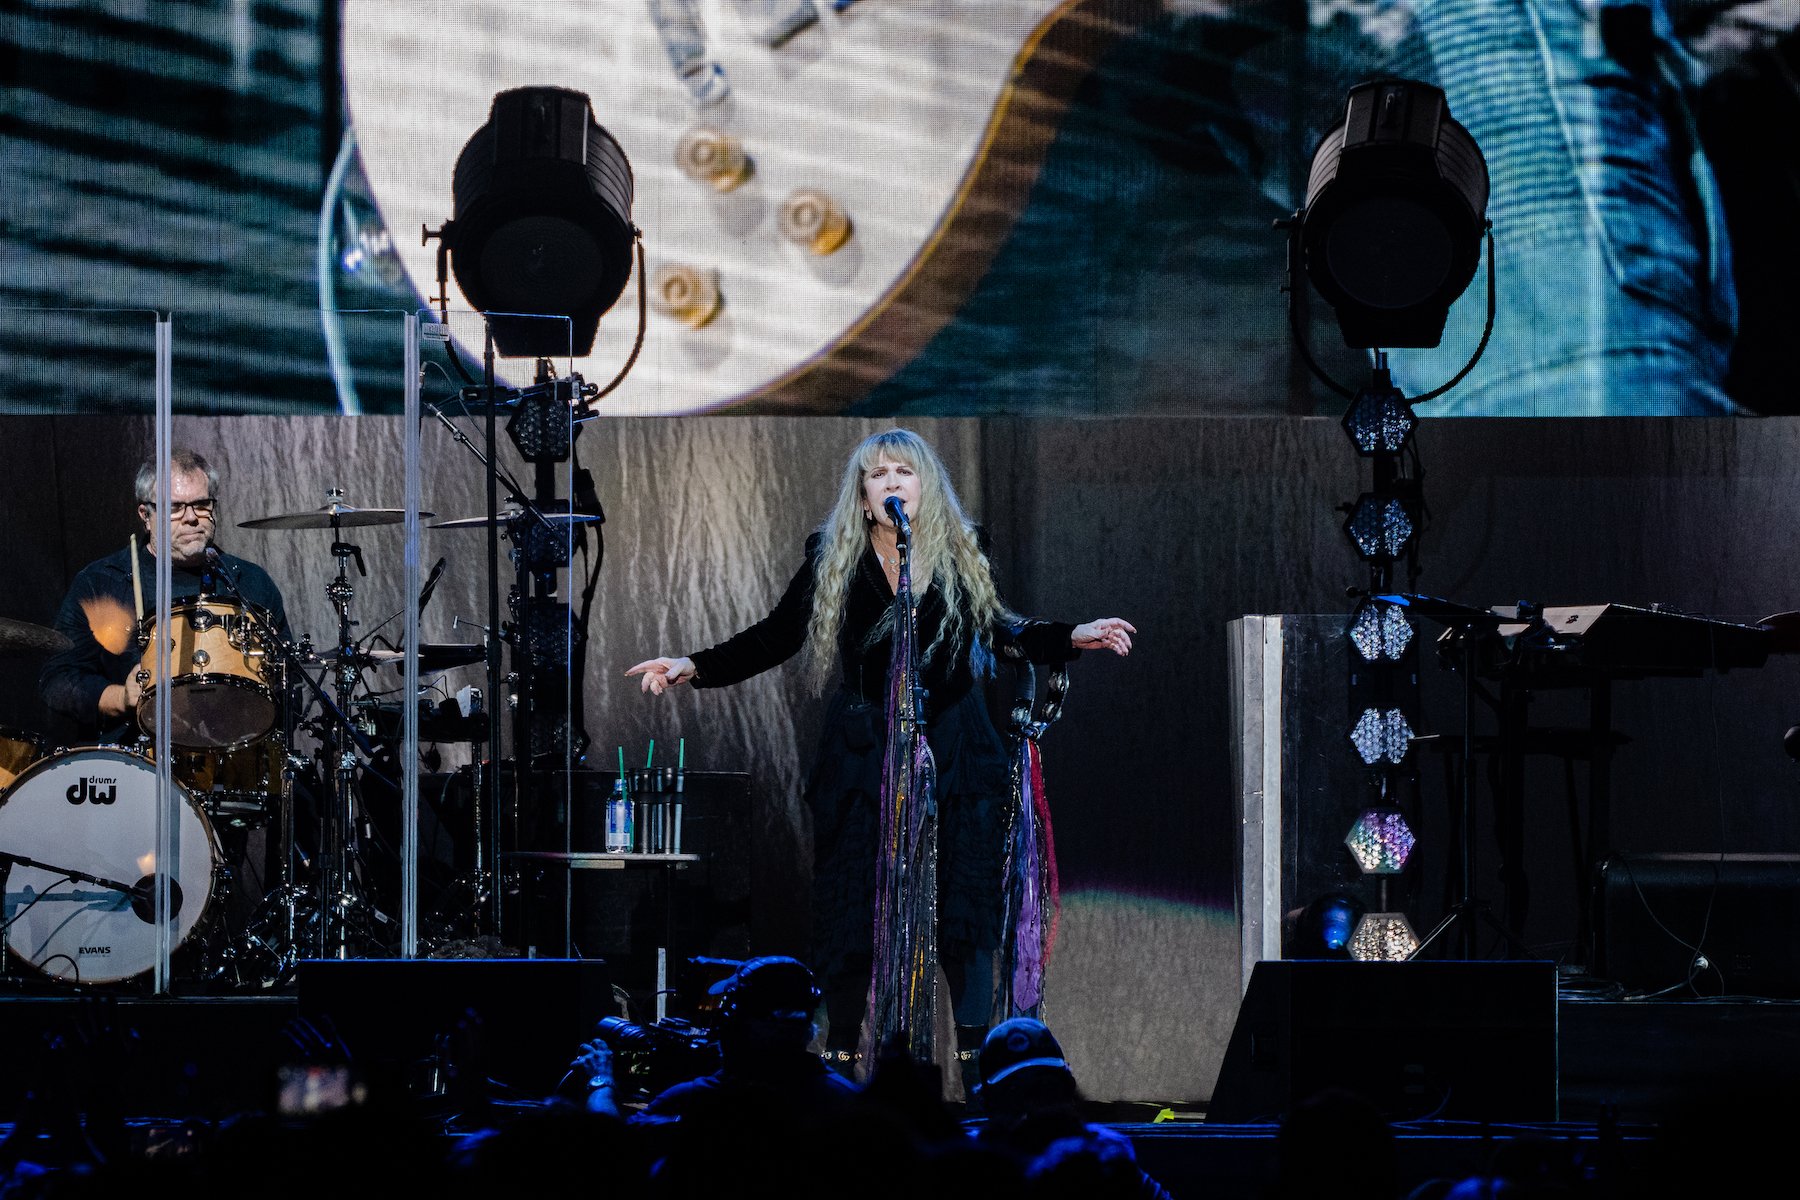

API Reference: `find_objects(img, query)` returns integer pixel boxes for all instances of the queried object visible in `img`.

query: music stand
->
[1378,593,1534,960]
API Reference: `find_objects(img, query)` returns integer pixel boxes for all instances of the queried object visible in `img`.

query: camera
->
[594,1014,713,1055]
[593,1015,720,1095]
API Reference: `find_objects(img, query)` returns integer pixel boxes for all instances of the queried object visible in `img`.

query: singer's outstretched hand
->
[1071,618,1135,656]
[625,656,698,695]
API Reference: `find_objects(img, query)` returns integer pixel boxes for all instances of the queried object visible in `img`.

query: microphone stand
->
[892,510,927,739]
[0,851,154,907]
[881,499,934,1056]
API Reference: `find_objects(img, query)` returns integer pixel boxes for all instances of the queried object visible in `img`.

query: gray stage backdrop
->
[4,414,1800,1103]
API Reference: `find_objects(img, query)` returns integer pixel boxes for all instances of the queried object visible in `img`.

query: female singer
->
[627,429,1133,1061]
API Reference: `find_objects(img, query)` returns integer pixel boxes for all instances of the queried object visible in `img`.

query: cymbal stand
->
[194,560,354,978]
[318,497,380,958]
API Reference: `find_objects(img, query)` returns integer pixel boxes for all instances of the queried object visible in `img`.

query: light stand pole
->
[1277,77,1495,961]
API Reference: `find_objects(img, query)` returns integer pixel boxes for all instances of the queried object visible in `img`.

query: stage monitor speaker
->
[1598,853,1800,998]
[295,957,613,1099]
[1207,960,1558,1123]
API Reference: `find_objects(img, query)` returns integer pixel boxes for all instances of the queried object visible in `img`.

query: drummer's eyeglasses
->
[144,498,217,518]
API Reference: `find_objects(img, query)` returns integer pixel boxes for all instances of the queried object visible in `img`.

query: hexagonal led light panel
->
[1345,808,1417,874]
[1344,494,1415,562]
[1348,912,1420,962]
[1350,707,1415,765]
[1348,597,1414,663]
[1342,380,1415,456]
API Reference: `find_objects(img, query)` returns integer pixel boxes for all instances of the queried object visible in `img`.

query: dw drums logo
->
[66,776,118,805]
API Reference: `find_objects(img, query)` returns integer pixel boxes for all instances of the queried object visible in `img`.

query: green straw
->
[678,737,685,771]
[618,745,625,784]
[646,739,655,769]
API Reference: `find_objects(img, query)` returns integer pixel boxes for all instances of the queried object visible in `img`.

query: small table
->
[504,850,701,1019]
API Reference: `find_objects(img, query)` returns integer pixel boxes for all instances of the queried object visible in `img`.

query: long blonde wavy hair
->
[804,429,1013,687]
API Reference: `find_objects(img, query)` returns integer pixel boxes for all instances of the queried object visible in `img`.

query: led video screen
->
[5,1,1795,416]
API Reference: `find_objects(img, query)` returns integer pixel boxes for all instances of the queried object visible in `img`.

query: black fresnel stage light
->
[440,86,637,358]
[1300,79,1488,350]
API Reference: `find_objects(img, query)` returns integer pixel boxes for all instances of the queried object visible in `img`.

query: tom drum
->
[136,599,277,749]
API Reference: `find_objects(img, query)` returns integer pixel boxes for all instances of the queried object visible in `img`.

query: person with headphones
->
[566,956,859,1132]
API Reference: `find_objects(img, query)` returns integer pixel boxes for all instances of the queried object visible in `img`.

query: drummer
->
[38,448,290,745]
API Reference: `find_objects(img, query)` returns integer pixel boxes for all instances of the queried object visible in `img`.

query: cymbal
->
[317,643,486,671]
[239,502,435,530]
[431,511,601,530]
[0,616,70,656]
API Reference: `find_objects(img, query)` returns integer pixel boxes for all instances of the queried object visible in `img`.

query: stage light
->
[1300,79,1488,349]
[1348,912,1420,962]
[1342,367,1414,455]
[1285,893,1367,958]
[1350,707,1413,766]
[1348,597,1413,663]
[443,86,636,358]
[1345,808,1416,874]
[1344,494,1415,562]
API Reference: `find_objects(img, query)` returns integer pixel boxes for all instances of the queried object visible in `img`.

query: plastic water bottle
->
[605,777,632,853]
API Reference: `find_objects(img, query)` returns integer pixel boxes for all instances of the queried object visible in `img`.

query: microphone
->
[128,873,185,924]
[883,496,910,535]
[202,545,223,595]
[418,556,448,617]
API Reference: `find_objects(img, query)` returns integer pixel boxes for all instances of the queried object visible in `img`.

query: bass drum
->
[0,748,220,984]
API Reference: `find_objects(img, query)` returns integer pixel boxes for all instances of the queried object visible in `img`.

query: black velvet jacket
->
[689,533,1076,720]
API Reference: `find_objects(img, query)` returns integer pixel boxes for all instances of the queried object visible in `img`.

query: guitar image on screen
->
[339,0,1154,414]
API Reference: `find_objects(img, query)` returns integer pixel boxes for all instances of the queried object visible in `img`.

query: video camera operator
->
[565,957,859,1135]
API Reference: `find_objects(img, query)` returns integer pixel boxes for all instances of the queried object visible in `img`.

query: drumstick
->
[130,533,144,621]
[81,595,135,657]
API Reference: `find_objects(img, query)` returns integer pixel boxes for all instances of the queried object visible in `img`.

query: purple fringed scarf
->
[998,660,1069,1021]
[1002,740,1060,1015]
[859,589,938,1066]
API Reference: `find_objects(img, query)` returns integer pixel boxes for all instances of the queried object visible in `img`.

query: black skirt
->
[802,685,1011,991]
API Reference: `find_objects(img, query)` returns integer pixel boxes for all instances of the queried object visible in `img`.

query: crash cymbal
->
[0,616,71,656]
[239,502,435,530]
[431,511,602,530]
